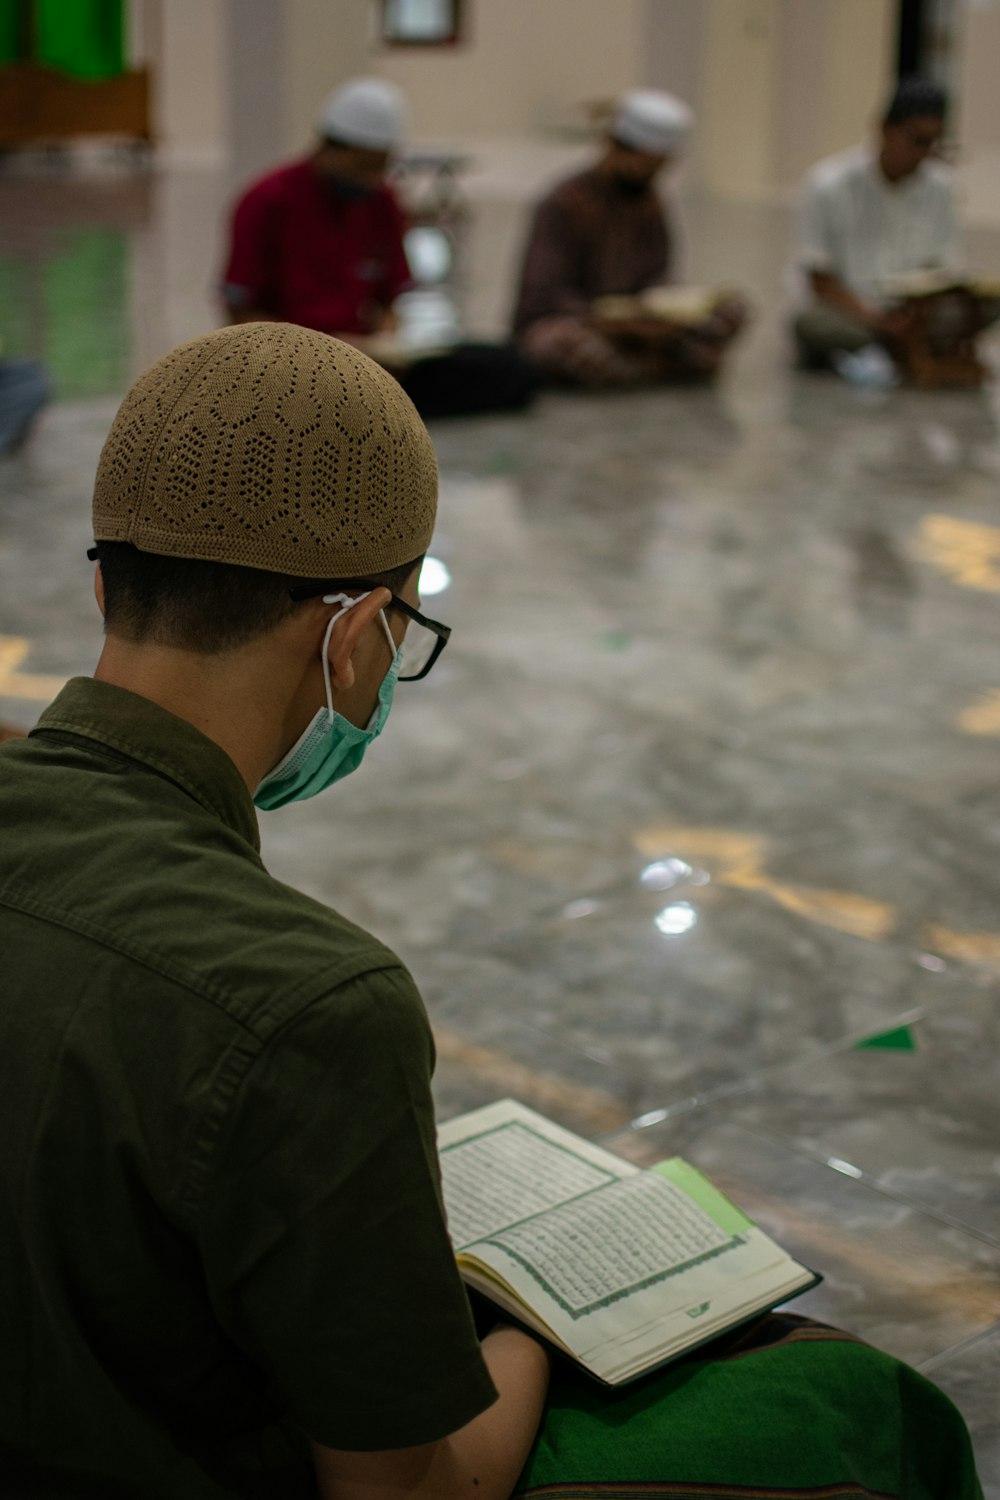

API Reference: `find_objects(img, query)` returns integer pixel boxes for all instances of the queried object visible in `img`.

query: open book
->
[879,269,1000,301]
[438,1099,819,1386]
[593,285,726,326]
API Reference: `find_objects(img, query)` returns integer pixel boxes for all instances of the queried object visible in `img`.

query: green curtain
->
[0,1,125,77]
[36,0,124,77]
[0,0,23,63]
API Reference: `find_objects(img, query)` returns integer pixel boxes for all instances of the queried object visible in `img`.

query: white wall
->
[694,0,894,200]
[372,0,895,197]
[226,0,287,186]
[285,0,372,151]
[145,0,227,166]
[142,0,1000,232]
[374,0,646,142]
[144,0,372,173]
[954,1,1000,227]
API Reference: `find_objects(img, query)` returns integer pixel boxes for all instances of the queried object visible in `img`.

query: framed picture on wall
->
[380,0,463,46]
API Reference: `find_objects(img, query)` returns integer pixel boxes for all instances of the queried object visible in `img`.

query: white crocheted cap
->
[613,89,693,155]
[319,77,407,151]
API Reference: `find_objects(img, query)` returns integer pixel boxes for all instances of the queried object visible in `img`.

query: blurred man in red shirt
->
[221,78,411,338]
[221,77,538,419]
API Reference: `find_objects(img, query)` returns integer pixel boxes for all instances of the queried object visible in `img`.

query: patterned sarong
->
[514,1314,982,1500]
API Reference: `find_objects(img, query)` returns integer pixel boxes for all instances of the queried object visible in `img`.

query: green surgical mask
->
[254,592,401,810]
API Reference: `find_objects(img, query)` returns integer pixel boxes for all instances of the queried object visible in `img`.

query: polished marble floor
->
[2,149,999,1488]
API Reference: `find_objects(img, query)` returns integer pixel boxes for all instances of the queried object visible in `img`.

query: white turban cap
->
[613,88,693,156]
[319,77,408,151]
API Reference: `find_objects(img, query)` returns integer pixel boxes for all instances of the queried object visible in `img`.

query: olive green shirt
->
[0,678,495,1497]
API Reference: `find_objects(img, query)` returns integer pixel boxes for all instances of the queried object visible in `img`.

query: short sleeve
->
[196,966,497,1452]
[222,180,280,314]
[797,172,836,275]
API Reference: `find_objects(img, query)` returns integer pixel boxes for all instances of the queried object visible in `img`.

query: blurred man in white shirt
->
[792,78,965,368]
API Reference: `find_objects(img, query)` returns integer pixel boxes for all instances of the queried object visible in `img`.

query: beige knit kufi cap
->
[93,322,437,578]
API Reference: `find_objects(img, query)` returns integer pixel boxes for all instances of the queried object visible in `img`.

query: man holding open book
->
[0,322,981,1498]
[792,76,999,384]
[511,89,748,387]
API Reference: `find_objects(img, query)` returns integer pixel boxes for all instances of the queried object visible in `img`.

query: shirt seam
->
[0,882,259,1023]
[189,972,427,1235]
[1,882,412,1228]
[0,882,400,1040]
[34,716,248,837]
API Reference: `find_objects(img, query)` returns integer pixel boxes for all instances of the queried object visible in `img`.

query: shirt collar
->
[32,677,261,853]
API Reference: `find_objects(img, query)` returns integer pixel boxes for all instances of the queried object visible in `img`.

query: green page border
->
[651,1158,754,1235]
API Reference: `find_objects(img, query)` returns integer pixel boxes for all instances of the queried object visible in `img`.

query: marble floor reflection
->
[2,150,999,1489]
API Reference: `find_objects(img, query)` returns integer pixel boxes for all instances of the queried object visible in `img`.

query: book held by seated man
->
[438,1099,819,1386]
[593,285,730,326]
[878,269,1000,302]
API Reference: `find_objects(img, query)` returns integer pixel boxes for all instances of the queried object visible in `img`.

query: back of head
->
[318,76,407,151]
[883,76,948,127]
[612,88,693,157]
[93,323,437,651]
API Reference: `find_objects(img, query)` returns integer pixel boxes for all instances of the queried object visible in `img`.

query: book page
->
[463,1217,811,1382]
[441,1119,622,1250]
[878,269,968,299]
[640,285,721,322]
[593,287,720,326]
[475,1171,738,1320]
[440,1103,743,1317]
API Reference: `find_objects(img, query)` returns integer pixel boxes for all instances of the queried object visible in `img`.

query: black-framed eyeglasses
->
[288,578,451,682]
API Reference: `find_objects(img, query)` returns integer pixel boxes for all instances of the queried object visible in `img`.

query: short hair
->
[884,77,948,127]
[95,541,420,655]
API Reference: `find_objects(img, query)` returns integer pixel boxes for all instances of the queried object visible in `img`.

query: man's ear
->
[323,589,392,692]
[94,564,106,618]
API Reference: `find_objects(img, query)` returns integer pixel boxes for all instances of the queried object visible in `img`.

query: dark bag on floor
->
[399,341,539,418]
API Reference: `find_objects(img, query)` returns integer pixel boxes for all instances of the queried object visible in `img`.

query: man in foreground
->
[0,322,549,1497]
[511,88,747,386]
[0,323,981,1497]
[793,76,996,373]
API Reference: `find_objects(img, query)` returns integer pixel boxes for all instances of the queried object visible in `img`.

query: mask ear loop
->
[376,609,396,654]
[321,591,373,720]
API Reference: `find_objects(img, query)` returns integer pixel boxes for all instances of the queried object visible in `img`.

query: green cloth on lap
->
[515,1314,982,1499]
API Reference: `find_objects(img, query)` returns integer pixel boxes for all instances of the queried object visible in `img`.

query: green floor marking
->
[855,1024,917,1051]
[483,450,517,474]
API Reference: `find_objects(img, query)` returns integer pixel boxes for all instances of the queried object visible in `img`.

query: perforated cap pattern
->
[93,323,437,578]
